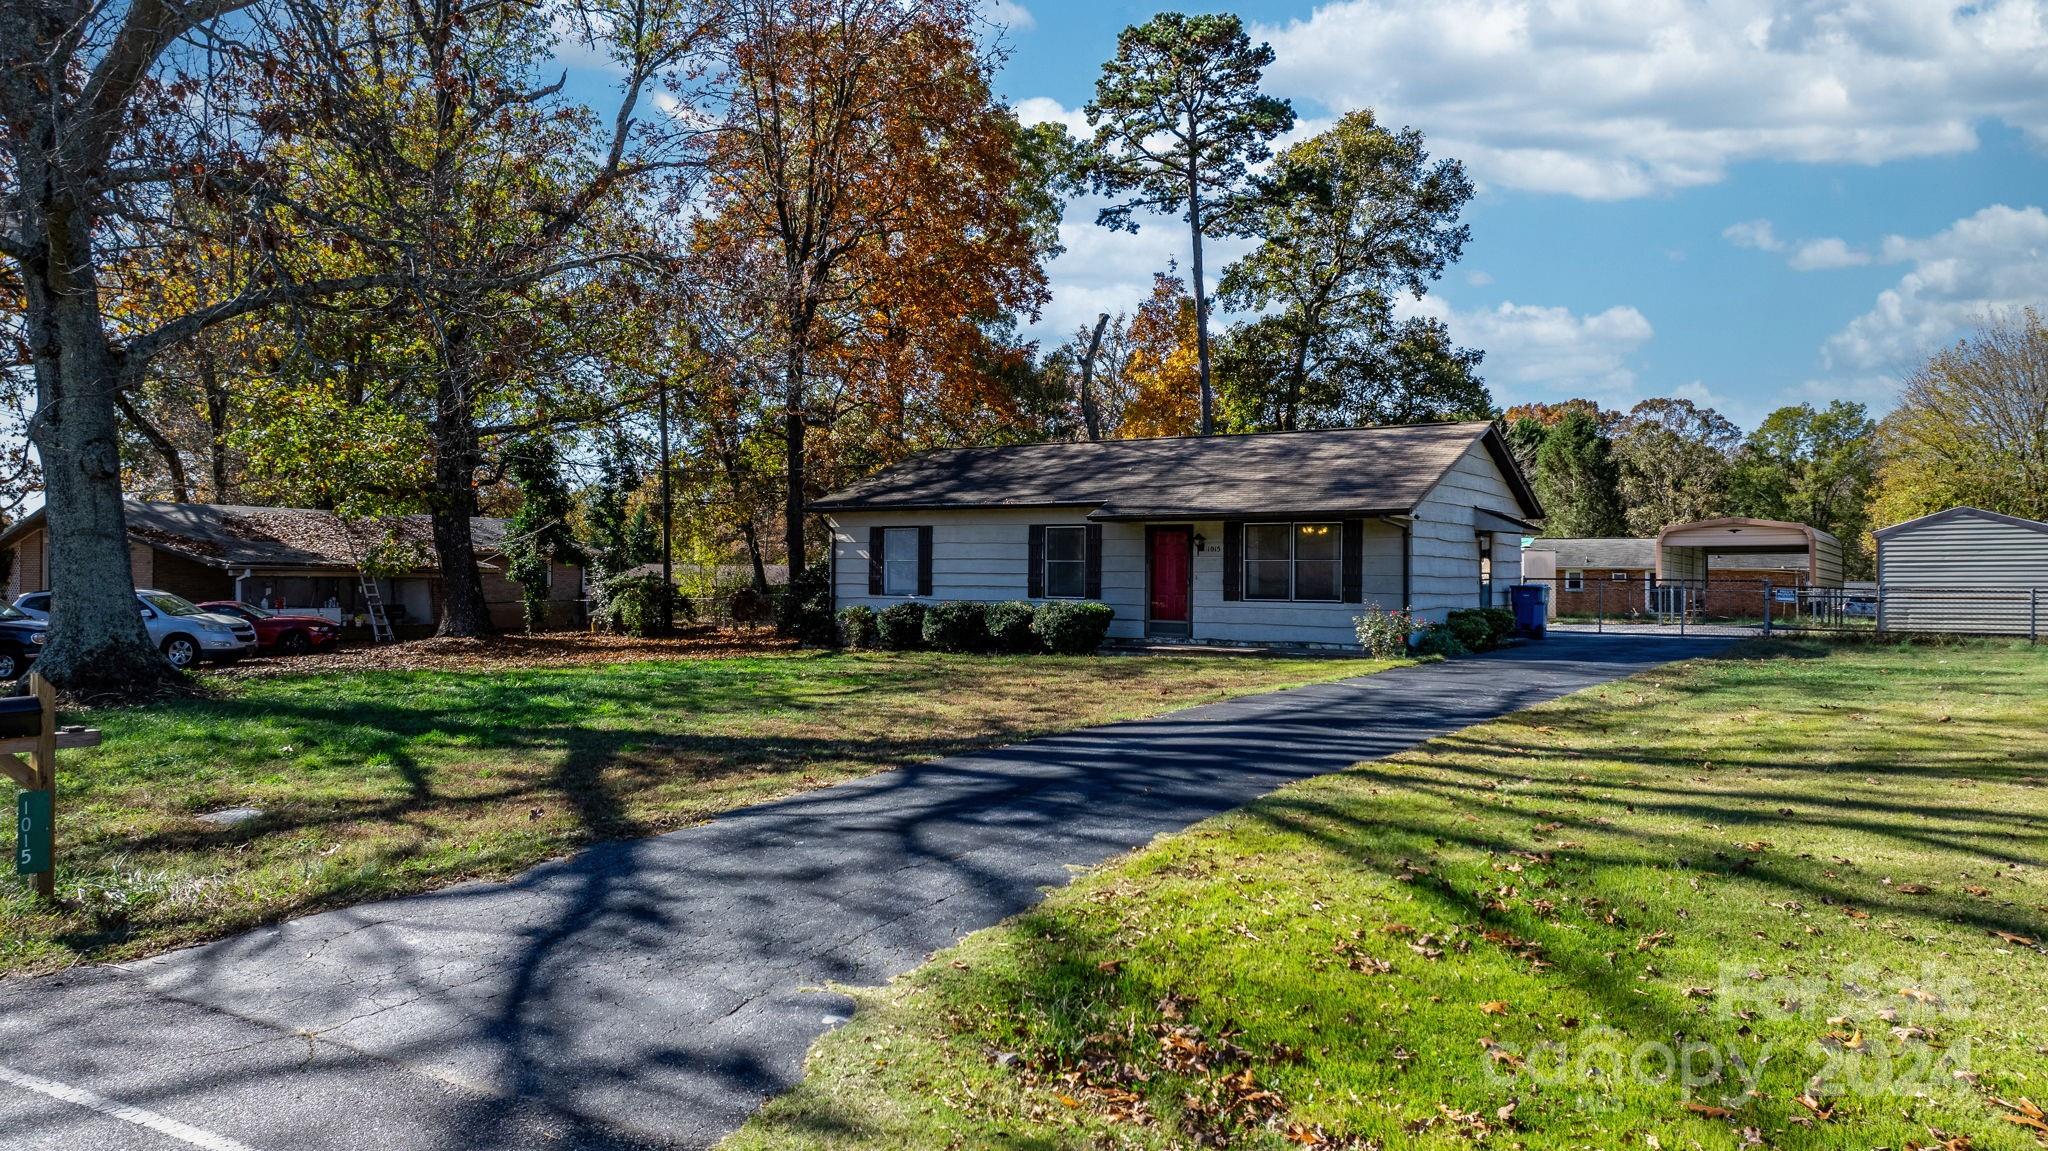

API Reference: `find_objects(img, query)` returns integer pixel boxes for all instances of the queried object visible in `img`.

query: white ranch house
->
[813,421,1542,648]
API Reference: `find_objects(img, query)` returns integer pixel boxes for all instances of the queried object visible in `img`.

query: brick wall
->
[1552,568,1652,617]
[6,529,43,600]
[482,558,585,630]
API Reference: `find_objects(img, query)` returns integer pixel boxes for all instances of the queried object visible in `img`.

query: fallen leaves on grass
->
[1996,1097,2048,1140]
[210,629,795,678]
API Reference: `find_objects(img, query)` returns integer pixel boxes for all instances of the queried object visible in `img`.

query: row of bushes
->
[1354,604,1520,659]
[837,600,1116,656]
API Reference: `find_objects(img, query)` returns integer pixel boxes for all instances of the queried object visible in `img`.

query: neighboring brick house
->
[1527,538,1659,617]
[1,500,585,632]
[1528,525,1836,620]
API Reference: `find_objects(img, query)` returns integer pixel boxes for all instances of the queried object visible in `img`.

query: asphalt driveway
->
[0,632,1728,1151]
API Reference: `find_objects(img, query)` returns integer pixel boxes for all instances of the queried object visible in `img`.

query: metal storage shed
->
[1875,507,2048,638]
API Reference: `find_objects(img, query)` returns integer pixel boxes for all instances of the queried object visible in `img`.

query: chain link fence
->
[1507,575,2044,641]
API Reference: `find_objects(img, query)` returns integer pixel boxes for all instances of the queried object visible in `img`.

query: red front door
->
[1149,526,1191,624]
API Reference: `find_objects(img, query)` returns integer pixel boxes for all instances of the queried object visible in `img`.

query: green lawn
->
[726,639,2048,1151]
[1,651,1392,974]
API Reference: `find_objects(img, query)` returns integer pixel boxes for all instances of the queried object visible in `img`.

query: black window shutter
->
[868,527,885,595]
[1342,518,1365,603]
[916,525,933,596]
[1222,521,1243,601]
[1084,524,1103,599]
[1027,525,1045,597]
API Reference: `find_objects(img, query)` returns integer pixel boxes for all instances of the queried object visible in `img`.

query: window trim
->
[880,526,922,596]
[1610,569,1631,582]
[1041,525,1088,599]
[1241,520,1344,603]
[1564,570,1585,592]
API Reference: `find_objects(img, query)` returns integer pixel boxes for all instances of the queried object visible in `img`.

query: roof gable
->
[812,422,1541,521]
[1874,505,2048,540]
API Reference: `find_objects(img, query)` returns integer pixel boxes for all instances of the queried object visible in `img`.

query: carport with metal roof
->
[1654,517,1844,587]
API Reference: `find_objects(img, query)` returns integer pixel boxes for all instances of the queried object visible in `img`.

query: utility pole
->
[658,378,674,635]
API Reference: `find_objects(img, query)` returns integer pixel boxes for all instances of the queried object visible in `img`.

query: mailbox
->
[0,695,42,740]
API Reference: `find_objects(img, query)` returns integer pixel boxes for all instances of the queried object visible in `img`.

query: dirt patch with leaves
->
[208,627,795,678]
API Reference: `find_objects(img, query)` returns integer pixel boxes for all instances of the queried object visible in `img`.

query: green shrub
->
[1444,609,1495,653]
[591,570,673,637]
[1481,606,1517,643]
[922,600,990,652]
[1032,600,1115,655]
[1411,622,1468,659]
[1352,603,1418,659]
[779,561,837,646]
[983,601,1039,653]
[836,605,879,649]
[877,602,926,650]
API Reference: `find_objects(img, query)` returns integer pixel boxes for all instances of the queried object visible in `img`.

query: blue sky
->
[985,0,2048,430]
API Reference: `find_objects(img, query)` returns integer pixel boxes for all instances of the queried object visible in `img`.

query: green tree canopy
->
[1087,11,1294,435]
[1216,109,1476,431]
[1533,410,1627,537]
[1874,308,2048,526]
[1611,398,1740,535]
[1728,400,1878,572]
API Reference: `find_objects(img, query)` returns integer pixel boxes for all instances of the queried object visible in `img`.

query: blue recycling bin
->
[1510,584,1548,639]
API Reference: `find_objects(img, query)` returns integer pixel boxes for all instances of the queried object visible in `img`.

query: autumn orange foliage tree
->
[1116,273,1201,439]
[696,0,1052,575]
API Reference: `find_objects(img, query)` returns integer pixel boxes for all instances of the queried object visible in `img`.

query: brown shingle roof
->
[811,422,1539,520]
[1,500,512,572]
[1528,538,1657,569]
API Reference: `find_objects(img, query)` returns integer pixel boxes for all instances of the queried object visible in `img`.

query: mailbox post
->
[2,673,101,899]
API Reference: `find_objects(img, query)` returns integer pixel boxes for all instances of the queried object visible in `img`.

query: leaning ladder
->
[357,572,396,643]
[337,515,396,644]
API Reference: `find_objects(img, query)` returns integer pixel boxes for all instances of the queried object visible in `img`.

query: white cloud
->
[1788,237,1871,271]
[1013,96,1092,139]
[1723,219,1784,252]
[1027,193,1259,342]
[1402,295,1655,405]
[986,0,1035,32]
[1465,270,1494,287]
[1255,0,2048,199]
[1823,204,2048,372]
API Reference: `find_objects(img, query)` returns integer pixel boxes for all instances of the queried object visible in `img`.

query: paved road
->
[0,632,1728,1151]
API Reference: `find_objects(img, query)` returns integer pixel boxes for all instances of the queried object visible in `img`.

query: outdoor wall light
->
[1193,533,1207,552]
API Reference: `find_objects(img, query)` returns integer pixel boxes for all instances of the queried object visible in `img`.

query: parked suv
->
[11,589,257,669]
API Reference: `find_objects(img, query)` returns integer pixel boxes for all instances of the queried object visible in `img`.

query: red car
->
[197,601,342,655]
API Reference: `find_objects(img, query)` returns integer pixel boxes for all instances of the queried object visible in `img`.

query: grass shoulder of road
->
[725,638,2048,1151]
[1,649,1397,974]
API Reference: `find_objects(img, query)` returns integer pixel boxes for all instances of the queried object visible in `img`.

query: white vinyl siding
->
[1405,441,1528,620]
[830,510,1406,646]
